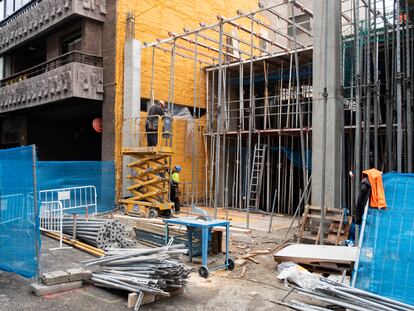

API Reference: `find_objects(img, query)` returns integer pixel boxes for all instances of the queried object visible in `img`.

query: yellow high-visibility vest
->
[171,172,180,183]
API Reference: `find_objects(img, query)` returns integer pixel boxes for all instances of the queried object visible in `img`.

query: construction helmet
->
[175,165,182,172]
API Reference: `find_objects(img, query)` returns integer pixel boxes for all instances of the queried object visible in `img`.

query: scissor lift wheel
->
[147,208,159,219]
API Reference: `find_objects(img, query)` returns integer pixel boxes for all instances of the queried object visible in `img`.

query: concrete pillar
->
[311,0,343,208]
[122,39,141,197]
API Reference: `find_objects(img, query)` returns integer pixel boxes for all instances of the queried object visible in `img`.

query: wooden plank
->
[250,249,271,255]
[273,244,358,265]
[156,287,184,301]
[298,205,310,243]
[241,266,247,277]
[307,205,343,213]
[306,214,343,222]
[127,292,155,309]
[246,257,260,264]
[235,259,247,267]
[335,209,345,245]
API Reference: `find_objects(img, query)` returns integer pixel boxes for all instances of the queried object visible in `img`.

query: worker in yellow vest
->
[170,166,182,214]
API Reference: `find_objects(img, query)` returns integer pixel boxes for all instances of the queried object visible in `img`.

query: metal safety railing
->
[0,50,103,87]
[39,185,98,216]
[38,185,97,250]
[123,115,174,151]
[39,200,70,250]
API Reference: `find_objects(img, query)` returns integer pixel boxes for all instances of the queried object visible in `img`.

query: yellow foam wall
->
[115,0,265,197]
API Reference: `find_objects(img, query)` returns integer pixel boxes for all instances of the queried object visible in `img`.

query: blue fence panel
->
[0,146,39,278]
[37,161,115,213]
[356,172,414,305]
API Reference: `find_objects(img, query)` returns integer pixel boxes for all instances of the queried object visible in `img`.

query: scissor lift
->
[119,116,174,218]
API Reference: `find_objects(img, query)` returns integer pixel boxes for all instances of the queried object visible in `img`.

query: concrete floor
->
[0,224,299,311]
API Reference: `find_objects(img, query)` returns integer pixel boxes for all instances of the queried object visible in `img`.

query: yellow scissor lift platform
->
[119,116,174,218]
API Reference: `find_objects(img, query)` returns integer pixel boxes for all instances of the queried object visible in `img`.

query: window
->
[287,14,311,36]
[1,0,33,20]
[0,1,4,21]
[61,30,82,54]
[0,57,3,80]
[5,0,13,17]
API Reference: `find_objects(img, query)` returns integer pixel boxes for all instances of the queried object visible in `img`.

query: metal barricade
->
[39,185,97,216]
[39,201,70,250]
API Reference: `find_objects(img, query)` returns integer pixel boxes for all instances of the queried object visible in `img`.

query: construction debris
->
[62,218,136,250]
[277,262,414,311]
[83,244,192,310]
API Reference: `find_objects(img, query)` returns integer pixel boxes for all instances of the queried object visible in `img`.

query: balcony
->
[0,0,107,54]
[0,51,104,113]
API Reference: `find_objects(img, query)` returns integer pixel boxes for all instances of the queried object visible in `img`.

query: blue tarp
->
[37,161,116,213]
[356,172,414,305]
[0,146,39,278]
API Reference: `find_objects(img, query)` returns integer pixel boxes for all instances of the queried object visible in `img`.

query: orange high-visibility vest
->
[362,168,387,209]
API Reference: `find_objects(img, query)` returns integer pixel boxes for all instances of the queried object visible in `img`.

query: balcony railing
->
[0,0,106,54]
[1,50,102,87]
[0,51,104,113]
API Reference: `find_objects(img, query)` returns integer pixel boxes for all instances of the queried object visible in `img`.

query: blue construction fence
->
[37,161,116,214]
[355,172,414,305]
[0,146,39,278]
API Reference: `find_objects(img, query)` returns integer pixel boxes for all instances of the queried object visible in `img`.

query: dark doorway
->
[0,100,102,161]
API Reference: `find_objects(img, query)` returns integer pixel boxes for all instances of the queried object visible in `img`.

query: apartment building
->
[0,0,113,161]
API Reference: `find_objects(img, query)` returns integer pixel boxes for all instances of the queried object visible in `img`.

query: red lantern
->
[92,118,102,133]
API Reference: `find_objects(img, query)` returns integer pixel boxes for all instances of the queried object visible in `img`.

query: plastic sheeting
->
[355,172,414,305]
[37,161,115,213]
[0,146,39,278]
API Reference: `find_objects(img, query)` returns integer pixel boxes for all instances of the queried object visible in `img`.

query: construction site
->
[1,0,414,310]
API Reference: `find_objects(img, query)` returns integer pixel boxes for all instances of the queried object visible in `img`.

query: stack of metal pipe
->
[278,275,414,311]
[62,218,136,250]
[83,244,192,305]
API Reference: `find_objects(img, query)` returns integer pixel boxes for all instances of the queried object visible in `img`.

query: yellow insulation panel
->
[115,0,269,197]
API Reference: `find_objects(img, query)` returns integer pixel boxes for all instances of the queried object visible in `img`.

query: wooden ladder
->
[297,205,350,245]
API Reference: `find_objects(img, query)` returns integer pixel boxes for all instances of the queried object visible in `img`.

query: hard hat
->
[175,165,182,172]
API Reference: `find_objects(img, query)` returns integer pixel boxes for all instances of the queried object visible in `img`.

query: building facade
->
[0,0,307,199]
[0,0,112,161]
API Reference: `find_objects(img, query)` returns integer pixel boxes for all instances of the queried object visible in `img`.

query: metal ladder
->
[247,144,267,211]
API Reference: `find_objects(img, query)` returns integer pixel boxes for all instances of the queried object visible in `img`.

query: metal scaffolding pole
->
[213,23,224,219]
[351,0,361,211]
[191,34,198,209]
[364,0,372,170]
[317,0,330,245]
[373,0,379,169]
[406,0,413,172]
[384,0,392,172]
[246,15,255,229]
[291,2,308,188]
[396,0,403,172]
[150,47,155,105]
[167,40,176,113]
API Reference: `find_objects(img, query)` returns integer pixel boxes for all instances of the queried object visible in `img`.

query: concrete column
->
[122,39,141,197]
[311,0,343,209]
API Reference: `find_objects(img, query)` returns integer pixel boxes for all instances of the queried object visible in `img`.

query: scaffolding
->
[141,0,414,229]
[142,1,315,227]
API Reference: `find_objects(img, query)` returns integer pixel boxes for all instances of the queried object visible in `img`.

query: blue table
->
[163,217,234,278]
